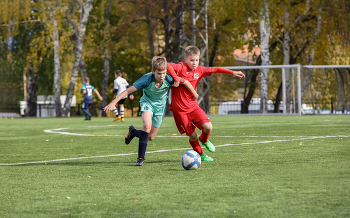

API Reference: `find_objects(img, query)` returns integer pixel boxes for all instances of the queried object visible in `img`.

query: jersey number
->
[87,89,93,96]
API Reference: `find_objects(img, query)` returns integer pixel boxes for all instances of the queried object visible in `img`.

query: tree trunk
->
[273,82,283,113]
[53,16,62,117]
[145,2,154,58]
[173,0,183,63]
[259,0,271,114]
[26,66,39,117]
[163,0,171,60]
[300,6,322,109]
[79,58,87,83]
[101,4,111,117]
[283,6,291,113]
[62,0,94,117]
[101,47,110,117]
[241,56,261,113]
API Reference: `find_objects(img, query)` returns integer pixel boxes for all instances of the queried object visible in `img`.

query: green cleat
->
[198,135,215,152]
[200,152,213,161]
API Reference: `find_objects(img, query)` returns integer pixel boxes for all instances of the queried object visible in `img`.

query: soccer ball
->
[181,150,201,170]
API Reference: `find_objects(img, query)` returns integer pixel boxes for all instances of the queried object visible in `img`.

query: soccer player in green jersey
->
[104,56,198,166]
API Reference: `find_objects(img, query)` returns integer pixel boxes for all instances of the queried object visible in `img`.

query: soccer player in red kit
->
[168,46,245,161]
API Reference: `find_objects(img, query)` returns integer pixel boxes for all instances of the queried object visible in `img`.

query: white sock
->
[120,106,124,118]
[113,107,119,116]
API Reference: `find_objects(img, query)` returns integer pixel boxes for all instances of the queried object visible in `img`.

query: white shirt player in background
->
[110,70,134,121]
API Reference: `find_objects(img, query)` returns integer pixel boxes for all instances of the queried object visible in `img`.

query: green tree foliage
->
[0,0,349,114]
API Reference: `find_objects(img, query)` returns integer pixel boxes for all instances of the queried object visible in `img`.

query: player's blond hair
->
[152,56,167,71]
[185,46,200,57]
[84,77,90,83]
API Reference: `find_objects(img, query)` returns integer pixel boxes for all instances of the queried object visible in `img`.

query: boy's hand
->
[129,95,134,100]
[104,103,115,113]
[233,71,245,79]
[99,96,103,101]
[193,92,199,101]
[172,81,180,87]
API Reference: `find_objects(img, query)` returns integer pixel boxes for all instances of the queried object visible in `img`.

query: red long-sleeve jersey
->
[168,62,235,113]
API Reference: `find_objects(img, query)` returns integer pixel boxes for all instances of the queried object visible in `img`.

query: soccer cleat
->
[200,152,213,161]
[88,114,91,120]
[113,115,121,122]
[121,118,125,122]
[135,158,144,166]
[125,125,136,144]
[198,135,215,152]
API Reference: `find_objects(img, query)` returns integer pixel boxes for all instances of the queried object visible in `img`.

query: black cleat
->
[88,114,91,120]
[135,158,144,166]
[125,125,136,144]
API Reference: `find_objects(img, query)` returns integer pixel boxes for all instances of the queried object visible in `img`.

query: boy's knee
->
[202,122,213,133]
[148,135,155,141]
[142,124,152,132]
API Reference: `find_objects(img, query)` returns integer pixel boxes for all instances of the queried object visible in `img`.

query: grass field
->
[1,115,350,217]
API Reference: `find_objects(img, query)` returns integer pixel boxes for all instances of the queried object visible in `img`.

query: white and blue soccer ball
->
[181,150,201,170]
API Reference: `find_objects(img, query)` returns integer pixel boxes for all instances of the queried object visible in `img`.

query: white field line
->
[1,135,348,166]
[44,128,318,138]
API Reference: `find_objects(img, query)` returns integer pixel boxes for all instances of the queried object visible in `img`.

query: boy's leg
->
[189,131,213,161]
[188,107,215,153]
[119,103,125,121]
[82,102,90,120]
[112,106,121,121]
[135,112,152,166]
[200,122,212,141]
[148,125,159,141]
[172,110,213,161]
[125,120,159,144]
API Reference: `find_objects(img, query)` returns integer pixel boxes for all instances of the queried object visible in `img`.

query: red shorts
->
[172,106,211,136]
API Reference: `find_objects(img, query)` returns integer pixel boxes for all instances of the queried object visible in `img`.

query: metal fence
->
[1,99,349,118]
[0,103,140,118]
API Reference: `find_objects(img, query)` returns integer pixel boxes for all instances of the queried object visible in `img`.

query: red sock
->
[189,139,203,155]
[200,131,211,143]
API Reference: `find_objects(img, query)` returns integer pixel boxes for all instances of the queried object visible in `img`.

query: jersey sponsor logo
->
[194,73,199,79]
[162,87,168,91]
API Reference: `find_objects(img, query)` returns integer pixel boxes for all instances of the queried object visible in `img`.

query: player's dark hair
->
[152,56,167,71]
[84,77,90,83]
[115,70,122,76]
[185,46,200,57]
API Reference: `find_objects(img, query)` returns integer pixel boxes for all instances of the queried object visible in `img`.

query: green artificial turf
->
[0,115,349,217]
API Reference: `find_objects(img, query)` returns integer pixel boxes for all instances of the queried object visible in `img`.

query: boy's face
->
[152,69,167,83]
[185,54,200,70]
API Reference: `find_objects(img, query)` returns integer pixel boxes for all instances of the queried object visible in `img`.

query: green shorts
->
[139,102,166,128]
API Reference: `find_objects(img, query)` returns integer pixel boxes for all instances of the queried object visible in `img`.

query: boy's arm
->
[167,63,180,87]
[182,80,198,101]
[211,67,245,79]
[104,86,137,113]
[94,89,103,101]
[126,85,134,99]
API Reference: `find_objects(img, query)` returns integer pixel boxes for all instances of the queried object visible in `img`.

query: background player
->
[168,46,245,161]
[82,77,103,120]
[110,70,134,122]
[104,56,198,166]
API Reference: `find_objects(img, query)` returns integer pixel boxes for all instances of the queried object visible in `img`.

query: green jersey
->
[133,72,178,115]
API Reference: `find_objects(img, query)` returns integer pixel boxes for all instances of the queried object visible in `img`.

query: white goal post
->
[221,64,350,116]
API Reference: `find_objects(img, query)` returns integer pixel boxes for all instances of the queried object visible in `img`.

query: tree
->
[259,0,271,113]
[62,0,94,117]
